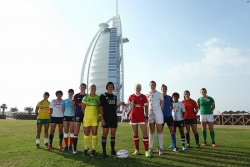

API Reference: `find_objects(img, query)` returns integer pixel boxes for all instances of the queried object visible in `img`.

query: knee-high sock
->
[92,136,97,150]
[133,135,139,151]
[181,135,186,146]
[194,133,199,144]
[49,134,54,145]
[210,131,215,143]
[149,133,154,148]
[70,133,74,147]
[73,134,78,151]
[171,134,177,148]
[59,133,63,144]
[143,136,149,151]
[102,136,107,153]
[158,133,163,149]
[64,133,68,146]
[202,131,207,142]
[84,135,89,150]
[110,137,115,151]
[186,133,190,144]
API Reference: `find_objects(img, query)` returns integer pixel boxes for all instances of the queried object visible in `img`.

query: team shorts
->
[184,118,197,125]
[163,116,174,126]
[84,117,99,127]
[148,111,163,124]
[102,117,118,128]
[130,111,146,125]
[37,119,50,125]
[63,116,74,122]
[200,114,214,122]
[74,116,83,122]
[174,120,184,128]
[50,117,63,124]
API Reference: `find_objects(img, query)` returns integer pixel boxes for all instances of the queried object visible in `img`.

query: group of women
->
[35,81,216,158]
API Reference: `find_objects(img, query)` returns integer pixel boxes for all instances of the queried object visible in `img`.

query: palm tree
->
[0,104,7,115]
[10,107,18,112]
[24,107,34,115]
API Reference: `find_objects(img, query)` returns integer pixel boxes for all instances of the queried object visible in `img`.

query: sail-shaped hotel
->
[80,2,128,103]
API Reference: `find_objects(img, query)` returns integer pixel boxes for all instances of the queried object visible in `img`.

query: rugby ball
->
[116,149,129,159]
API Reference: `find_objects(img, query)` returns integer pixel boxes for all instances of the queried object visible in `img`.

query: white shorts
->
[200,114,214,122]
[148,111,163,124]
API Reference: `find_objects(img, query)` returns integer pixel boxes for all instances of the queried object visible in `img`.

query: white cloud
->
[167,38,250,79]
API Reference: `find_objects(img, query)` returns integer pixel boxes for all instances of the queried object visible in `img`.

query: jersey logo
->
[108,100,115,104]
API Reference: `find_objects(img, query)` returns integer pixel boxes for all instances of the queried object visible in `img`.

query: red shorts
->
[129,109,145,125]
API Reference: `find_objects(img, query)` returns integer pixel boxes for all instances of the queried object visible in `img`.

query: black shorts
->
[50,117,63,124]
[102,117,118,128]
[174,120,184,128]
[184,118,197,125]
[163,116,174,126]
[63,116,74,122]
[74,116,83,122]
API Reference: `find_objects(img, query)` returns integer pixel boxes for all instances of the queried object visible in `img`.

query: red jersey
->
[182,99,198,119]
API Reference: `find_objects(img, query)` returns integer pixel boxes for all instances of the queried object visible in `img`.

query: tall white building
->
[80,3,128,103]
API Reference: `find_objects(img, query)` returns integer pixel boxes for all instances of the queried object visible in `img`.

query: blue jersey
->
[62,98,74,117]
[162,95,173,117]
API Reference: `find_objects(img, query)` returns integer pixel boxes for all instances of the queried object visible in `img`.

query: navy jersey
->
[99,93,117,118]
[73,93,87,117]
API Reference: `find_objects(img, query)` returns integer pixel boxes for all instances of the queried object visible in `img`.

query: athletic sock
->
[181,135,186,146]
[171,134,177,148]
[194,133,199,144]
[70,133,74,147]
[202,131,207,142]
[210,131,215,143]
[158,133,163,149]
[133,135,139,151]
[149,133,154,148]
[73,134,78,151]
[92,135,97,150]
[44,138,48,144]
[59,133,63,145]
[110,137,116,151]
[84,135,89,150]
[186,133,190,144]
[49,134,54,145]
[36,139,40,144]
[143,136,149,151]
[102,136,107,153]
[64,133,68,147]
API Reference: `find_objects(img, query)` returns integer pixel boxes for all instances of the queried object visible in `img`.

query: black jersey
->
[73,93,87,117]
[99,92,117,118]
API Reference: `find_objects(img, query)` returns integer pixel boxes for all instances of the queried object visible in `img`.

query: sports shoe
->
[196,144,200,149]
[47,145,52,150]
[91,150,96,156]
[212,142,216,147]
[202,142,207,146]
[58,144,62,149]
[73,150,77,154]
[182,145,187,150]
[102,152,108,158]
[44,143,48,148]
[64,146,69,152]
[173,147,179,152]
[83,149,88,156]
[145,151,151,157]
[169,145,174,149]
[158,148,163,155]
[149,147,153,154]
[187,143,190,148]
[132,150,140,155]
[111,150,116,155]
[35,143,40,148]
[69,146,72,151]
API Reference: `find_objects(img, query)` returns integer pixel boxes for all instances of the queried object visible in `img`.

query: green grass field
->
[0,120,249,167]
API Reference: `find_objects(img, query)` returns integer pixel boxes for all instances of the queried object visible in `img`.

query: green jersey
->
[197,96,214,115]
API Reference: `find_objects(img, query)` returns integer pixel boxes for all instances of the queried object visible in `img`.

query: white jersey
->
[146,91,164,114]
[50,99,63,117]
[172,101,186,121]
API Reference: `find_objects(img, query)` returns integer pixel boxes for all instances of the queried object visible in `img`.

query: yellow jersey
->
[37,100,50,119]
[82,95,99,119]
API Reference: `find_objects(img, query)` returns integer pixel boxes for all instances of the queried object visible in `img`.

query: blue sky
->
[0,0,249,113]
